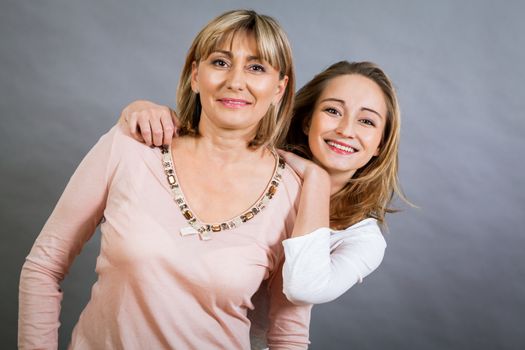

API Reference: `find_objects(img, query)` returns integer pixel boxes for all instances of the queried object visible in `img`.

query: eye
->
[249,64,266,73]
[323,107,342,117]
[211,58,229,68]
[359,118,375,127]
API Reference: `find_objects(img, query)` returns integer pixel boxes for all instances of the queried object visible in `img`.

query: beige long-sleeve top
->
[18,124,311,350]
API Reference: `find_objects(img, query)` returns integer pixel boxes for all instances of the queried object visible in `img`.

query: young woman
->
[19,10,312,349]
[121,60,405,305]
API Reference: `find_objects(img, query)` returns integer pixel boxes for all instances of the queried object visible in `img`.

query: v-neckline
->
[160,145,286,240]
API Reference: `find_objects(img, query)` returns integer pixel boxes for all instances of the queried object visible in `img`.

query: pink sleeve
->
[266,259,312,350]
[18,126,119,350]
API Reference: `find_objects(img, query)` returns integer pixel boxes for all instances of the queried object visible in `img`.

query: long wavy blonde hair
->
[176,10,295,148]
[283,61,408,229]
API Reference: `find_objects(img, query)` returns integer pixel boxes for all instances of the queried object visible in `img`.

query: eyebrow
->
[362,107,383,119]
[211,50,261,61]
[319,98,383,119]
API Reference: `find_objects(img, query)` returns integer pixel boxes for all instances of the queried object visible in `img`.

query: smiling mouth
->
[218,98,252,108]
[326,140,357,154]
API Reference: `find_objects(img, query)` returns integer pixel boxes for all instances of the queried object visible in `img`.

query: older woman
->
[121,60,407,306]
[18,10,311,350]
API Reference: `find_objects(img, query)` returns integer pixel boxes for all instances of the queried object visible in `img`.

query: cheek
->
[310,113,337,137]
[307,119,322,142]
[251,77,279,101]
[362,130,383,153]
[364,132,382,144]
[198,70,221,91]
[308,120,329,156]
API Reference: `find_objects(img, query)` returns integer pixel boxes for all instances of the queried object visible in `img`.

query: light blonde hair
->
[284,61,409,229]
[176,9,295,148]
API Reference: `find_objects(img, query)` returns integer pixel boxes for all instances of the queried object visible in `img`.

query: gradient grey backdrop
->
[2,0,524,349]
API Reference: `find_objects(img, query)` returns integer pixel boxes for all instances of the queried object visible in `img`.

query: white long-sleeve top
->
[282,218,386,305]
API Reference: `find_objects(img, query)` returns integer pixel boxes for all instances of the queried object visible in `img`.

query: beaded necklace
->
[161,145,285,240]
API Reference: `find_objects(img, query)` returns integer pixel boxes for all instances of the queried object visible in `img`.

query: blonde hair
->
[284,61,408,229]
[176,10,295,148]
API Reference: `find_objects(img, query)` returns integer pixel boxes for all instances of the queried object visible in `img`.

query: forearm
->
[267,261,312,349]
[18,126,117,348]
[283,219,386,305]
[19,258,64,350]
[290,169,330,238]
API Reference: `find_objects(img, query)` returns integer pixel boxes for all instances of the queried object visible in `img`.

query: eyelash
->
[324,107,342,116]
[211,59,229,68]
[324,107,376,127]
[249,64,266,73]
[210,59,266,73]
[360,119,375,127]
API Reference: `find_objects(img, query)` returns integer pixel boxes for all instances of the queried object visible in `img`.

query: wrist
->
[303,167,330,185]
[304,164,328,177]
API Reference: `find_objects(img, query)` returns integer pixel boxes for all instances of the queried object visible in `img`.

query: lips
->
[217,98,252,109]
[325,140,357,155]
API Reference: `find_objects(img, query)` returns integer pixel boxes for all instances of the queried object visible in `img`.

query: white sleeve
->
[282,219,387,305]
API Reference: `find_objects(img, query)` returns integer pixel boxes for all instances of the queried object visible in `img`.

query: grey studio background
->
[1,0,524,349]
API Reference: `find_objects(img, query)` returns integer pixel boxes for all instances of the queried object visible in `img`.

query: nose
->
[226,65,245,91]
[335,116,356,138]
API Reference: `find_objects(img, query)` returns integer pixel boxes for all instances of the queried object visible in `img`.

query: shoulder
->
[342,218,382,235]
[101,123,160,161]
[277,162,302,202]
[106,123,149,151]
[90,123,163,184]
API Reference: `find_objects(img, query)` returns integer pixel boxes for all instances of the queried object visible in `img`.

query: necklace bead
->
[161,145,284,241]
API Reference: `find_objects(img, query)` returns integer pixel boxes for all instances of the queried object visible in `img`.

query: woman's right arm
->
[18,126,119,349]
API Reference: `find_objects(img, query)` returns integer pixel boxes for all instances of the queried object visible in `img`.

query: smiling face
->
[308,74,387,179]
[191,31,288,137]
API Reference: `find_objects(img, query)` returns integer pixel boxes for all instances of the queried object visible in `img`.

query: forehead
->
[319,74,387,112]
[213,31,258,55]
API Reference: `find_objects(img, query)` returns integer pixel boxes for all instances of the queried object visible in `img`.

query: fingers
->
[137,113,153,146]
[276,149,307,177]
[277,149,293,158]
[121,100,176,147]
[150,116,164,147]
[160,107,175,145]
[277,149,302,164]
[127,112,146,143]
[170,108,180,136]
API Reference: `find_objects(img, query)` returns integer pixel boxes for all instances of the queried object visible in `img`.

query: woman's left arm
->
[118,100,177,146]
[277,151,330,238]
[282,220,387,305]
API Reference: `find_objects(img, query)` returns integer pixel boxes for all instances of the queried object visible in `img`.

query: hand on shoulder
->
[277,150,330,184]
[119,100,178,146]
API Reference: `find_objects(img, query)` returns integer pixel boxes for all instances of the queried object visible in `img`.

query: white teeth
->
[327,141,355,153]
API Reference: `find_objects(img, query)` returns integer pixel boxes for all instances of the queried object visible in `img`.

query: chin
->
[325,161,358,174]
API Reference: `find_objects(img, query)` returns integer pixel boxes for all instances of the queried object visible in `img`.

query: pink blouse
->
[18,124,311,350]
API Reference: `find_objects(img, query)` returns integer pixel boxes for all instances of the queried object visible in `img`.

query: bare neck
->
[175,125,268,166]
[329,170,356,195]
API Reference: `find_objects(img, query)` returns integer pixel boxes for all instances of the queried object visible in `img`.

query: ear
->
[302,118,311,136]
[373,146,381,157]
[190,61,199,93]
[272,75,289,105]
